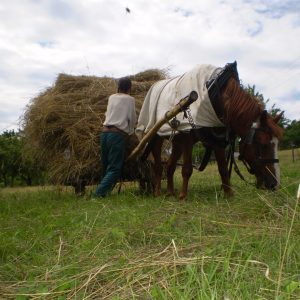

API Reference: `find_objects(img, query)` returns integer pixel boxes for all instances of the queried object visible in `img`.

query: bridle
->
[238,118,279,175]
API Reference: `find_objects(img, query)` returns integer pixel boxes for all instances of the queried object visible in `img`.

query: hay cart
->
[22,70,197,196]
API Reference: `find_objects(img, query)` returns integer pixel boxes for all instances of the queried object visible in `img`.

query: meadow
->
[0,149,299,300]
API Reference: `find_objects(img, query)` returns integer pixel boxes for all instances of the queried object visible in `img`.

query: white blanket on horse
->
[136,64,224,137]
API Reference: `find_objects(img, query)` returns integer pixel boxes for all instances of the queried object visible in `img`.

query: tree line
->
[246,85,300,149]
[0,130,46,187]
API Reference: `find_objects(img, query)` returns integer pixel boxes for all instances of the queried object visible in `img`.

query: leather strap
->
[102,125,128,136]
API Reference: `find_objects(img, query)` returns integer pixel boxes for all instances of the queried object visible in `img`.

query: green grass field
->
[0,149,299,299]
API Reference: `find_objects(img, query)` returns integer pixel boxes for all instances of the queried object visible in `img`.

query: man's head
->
[118,77,132,94]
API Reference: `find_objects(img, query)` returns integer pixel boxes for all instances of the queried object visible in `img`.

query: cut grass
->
[0,150,299,299]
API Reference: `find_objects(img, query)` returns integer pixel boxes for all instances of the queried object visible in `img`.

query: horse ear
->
[260,110,268,125]
[274,111,284,124]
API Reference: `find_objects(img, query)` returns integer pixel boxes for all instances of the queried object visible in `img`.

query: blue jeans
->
[95,132,126,197]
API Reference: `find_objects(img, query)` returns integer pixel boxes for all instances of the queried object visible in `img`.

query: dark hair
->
[118,77,132,93]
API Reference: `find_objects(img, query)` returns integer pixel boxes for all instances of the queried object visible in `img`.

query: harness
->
[190,127,233,171]
[238,119,279,176]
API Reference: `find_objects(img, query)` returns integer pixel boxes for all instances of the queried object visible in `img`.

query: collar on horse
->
[206,61,239,123]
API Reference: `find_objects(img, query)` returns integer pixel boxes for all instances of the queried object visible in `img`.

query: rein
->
[226,134,255,185]
[227,140,249,183]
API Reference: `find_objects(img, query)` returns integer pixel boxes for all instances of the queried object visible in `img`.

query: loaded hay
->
[22,69,167,194]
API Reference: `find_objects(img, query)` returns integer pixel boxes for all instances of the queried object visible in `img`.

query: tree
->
[244,85,300,149]
[19,138,46,186]
[0,130,46,187]
[245,85,290,128]
[281,120,300,149]
[0,130,21,186]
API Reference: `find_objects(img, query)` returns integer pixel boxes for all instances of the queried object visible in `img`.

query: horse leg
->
[151,135,164,197]
[214,147,234,197]
[166,137,183,197]
[179,135,194,201]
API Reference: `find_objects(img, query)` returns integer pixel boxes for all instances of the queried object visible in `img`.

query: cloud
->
[0,0,299,133]
[246,0,300,18]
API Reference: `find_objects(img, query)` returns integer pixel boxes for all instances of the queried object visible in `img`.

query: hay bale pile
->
[22,69,166,190]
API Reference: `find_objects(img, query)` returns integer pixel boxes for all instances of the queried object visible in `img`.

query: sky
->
[0,0,300,132]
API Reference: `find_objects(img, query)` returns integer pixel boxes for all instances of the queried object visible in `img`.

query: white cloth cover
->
[136,64,224,138]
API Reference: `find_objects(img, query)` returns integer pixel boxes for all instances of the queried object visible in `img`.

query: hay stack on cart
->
[22,69,166,194]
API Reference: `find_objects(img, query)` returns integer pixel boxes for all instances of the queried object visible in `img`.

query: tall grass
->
[0,150,299,299]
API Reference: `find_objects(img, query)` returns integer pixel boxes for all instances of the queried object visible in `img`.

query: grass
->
[0,150,299,299]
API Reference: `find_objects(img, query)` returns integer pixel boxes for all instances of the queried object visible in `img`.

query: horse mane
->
[222,78,283,138]
[222,78,263,125]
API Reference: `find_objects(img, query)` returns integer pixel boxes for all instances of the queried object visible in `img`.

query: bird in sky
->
[125,7,131,13]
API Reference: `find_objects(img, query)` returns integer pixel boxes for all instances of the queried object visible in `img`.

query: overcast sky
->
[0,0,300,132]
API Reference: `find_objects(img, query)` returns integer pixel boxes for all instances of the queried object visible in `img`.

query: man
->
[95,77,136,197]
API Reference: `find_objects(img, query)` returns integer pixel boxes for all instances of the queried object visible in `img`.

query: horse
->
[136,62,283,200]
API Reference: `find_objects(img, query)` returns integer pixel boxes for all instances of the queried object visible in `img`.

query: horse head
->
[238,111,284,190]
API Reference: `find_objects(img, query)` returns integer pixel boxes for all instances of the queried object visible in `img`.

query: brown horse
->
[138,65,283,200]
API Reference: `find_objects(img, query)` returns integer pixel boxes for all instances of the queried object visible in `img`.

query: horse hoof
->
[179,193,187,201]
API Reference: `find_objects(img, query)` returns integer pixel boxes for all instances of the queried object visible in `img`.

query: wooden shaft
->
[126,91,198,162]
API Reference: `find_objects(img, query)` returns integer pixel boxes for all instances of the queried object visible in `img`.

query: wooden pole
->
[126,91,198,162]
[292,145,295,162]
